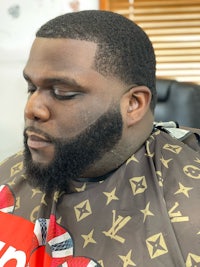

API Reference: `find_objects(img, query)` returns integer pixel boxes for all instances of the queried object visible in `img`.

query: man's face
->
[23,38,125,193]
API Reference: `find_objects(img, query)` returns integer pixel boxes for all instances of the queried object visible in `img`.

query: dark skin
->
[23,38,154,178]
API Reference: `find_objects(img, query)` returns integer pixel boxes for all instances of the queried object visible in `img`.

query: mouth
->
[26,130,52,150]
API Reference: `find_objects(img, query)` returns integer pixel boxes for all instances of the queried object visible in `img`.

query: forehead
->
[23,37,126,94]
[24,38,97,74]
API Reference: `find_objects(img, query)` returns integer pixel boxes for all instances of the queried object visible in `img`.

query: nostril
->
[33,116,41,121]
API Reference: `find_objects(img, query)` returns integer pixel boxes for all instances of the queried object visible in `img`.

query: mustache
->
[24,126,56,143]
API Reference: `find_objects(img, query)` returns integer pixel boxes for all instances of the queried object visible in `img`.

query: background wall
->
[0,0,99,162]
[101,0,200,84]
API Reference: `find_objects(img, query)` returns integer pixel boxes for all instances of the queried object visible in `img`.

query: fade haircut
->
[36,10,157,110]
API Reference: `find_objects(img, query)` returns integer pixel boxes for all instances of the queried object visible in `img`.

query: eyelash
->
[27,84,36,95]
[51,89,79,100]
[27,84,79,100]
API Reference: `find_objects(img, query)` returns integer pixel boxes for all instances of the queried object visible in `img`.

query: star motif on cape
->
[140,202,154,222]
[174,182,193,198]
[103,187,119,205]
[119,250,136,267]
[81,229,96,248]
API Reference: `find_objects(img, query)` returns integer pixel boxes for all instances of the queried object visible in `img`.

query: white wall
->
[0,0,99,161]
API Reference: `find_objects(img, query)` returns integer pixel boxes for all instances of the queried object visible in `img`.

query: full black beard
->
[23,106,123,194]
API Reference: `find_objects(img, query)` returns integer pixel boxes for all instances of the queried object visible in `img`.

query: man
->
[0,10,200,267]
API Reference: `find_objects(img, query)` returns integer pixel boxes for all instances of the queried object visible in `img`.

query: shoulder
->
[0,151,24,184]
[180,126,200,135]
[154,121,200,152]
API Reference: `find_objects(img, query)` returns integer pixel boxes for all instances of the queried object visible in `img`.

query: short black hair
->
[36,10,157,110]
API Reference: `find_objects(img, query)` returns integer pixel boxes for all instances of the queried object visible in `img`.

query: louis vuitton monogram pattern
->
[0,128,200,266]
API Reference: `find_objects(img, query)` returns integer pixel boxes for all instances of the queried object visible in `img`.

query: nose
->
[24,90,50,122]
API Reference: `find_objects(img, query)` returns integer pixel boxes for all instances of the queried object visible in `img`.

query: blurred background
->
[0,0,99,161]
[1,0,200,161]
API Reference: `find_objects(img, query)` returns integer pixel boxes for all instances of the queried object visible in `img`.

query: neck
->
[81,112,154,179]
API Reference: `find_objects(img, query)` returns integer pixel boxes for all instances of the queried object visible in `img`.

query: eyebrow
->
[23,71,85,90]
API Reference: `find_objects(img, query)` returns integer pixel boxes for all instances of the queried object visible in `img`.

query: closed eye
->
[52,87,81,100]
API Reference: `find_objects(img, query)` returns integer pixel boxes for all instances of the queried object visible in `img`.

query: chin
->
[29,148,55,166]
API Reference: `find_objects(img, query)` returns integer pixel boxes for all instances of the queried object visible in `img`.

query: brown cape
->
[0,124,200,266]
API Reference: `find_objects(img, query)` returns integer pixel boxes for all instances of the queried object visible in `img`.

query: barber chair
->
[154,79,200,128]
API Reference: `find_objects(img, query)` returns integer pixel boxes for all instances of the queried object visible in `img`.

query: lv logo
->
[168,202,189,223]
[103,210,131,243]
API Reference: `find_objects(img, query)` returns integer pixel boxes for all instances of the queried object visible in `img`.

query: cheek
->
[53,96,113,139]
[54,105,99,138]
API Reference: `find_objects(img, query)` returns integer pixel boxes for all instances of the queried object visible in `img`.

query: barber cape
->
[0,123,200,267]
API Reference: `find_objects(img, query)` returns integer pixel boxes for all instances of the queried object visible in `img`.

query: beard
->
[23,106,123,194]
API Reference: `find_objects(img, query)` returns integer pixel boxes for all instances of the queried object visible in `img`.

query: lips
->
[26,131,52,149]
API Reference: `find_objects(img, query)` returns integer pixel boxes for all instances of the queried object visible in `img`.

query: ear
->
[121,86,152,127]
